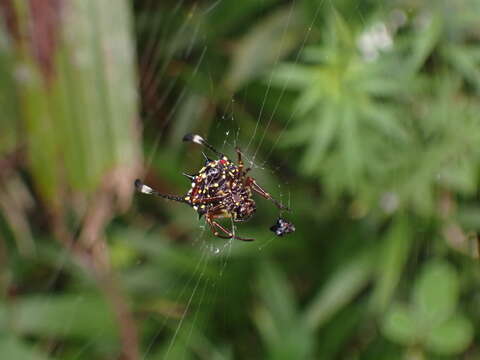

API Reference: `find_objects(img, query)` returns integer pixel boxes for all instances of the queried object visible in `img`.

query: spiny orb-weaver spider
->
[135,133,290,241]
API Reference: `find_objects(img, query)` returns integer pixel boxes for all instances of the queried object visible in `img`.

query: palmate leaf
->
[381,259,473,356]
[382,78,480,214]
[400,1,480,90]
[270,11,408,198]
[270,3,480,214]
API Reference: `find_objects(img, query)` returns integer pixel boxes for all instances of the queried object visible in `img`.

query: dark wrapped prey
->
[270,218,295,236]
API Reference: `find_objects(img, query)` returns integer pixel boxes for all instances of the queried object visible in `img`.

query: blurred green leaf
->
[254,261,314,360]
[158,319,232,360]
[443,44,480,93]
[457,205,480,231]
[10,0,139,202]
[0,336,51,360]
[266,63,313,91]
[257,261,297,327]
[425,314,473,355]
[205,0,279,38]
[413,260,459,327]
[316,303,364,359]
[224,5,305,91]
[112,228,218,279]
[11,294,117,339]
[382,303,417,345]
[371,215,412,311]
[407,13,442,73]
[304,249,375,330]
[0,30,19,156]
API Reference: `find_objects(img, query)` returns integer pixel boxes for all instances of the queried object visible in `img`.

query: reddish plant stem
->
[52,187,140,360]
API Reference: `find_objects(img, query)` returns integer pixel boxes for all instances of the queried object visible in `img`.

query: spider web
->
[2,1,450,359]
[134,0,323,357]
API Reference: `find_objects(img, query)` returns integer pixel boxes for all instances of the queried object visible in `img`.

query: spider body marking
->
[135,133,289,241]
[185,156,255,222]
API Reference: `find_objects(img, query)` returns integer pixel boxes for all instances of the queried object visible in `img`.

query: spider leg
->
[183,133,224,157]
[246,177,290,211]
[236,147,244,168]
[205,211,255,242]
[191,195,226,204]
[134,179,187,203]
[205,216,232,239]
[235,147,251,176]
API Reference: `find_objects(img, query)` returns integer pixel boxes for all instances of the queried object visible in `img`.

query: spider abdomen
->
[184,157,242,217]
[219,186,255,222]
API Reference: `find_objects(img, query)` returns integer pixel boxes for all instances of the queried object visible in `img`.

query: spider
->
[135,133,289,241]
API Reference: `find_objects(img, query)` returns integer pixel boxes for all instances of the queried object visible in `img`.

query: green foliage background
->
[1,0,480,359]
